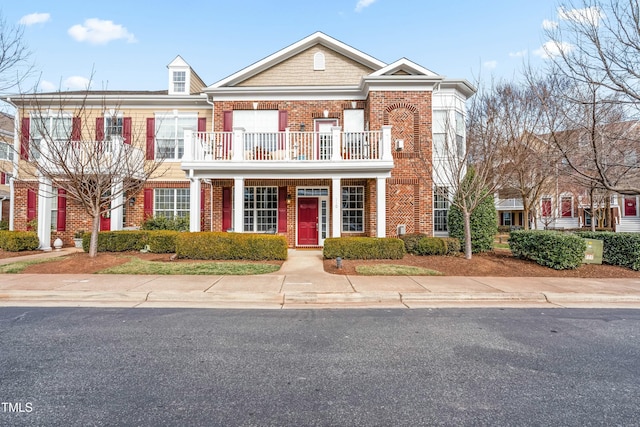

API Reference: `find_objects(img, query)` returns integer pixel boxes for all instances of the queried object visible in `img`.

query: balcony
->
[33,136,146,178]
[181,126,394,178]
[496,197,524,211]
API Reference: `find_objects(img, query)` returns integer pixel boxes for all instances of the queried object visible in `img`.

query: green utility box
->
[583,239,603,264]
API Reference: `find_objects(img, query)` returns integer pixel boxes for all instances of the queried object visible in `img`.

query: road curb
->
[283,292,401,305]
[400,292,548,303]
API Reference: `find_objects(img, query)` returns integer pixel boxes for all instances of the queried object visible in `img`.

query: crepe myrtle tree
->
[541,0,640,193]
[13,87,166,257]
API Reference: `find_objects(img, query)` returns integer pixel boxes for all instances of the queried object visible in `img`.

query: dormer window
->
[173,71,186,93]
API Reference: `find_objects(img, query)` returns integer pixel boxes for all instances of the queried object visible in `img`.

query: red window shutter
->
[200,187,206,230]
[146,118,155,160]
[278,186,287,233]
[198,117,207,132]
[223,111,233,132]
[20,117,30,160]
[278,110,288,149]
[57,188,67,231]
[143,188,154,219]
[542,199,552,217]
[222,187,232,231]
[27,189,37,228]
[278,111,288,131]
[123,117,132,144]
[72,117,81,140]
[0,172,5,185]
[95,117,105,141]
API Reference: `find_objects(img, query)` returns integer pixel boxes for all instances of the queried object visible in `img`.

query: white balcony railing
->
[496,197,524,210]
[184,127,392,163]
[35,136,145,177]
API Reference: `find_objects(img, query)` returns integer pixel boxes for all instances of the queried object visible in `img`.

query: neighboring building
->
[5,32,474,249]
[495,121,640,232]
[0,111,13,225]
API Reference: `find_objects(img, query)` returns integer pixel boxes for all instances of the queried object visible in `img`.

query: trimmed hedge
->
[141,215,189,232]
[399,234,461,255]
[82,230,179,254]
[323,237,405,260]
[509,230,586,270]
[575,231,640,270]
[415,237,447,255]
[176,232,288,260]
[0,231,40,252]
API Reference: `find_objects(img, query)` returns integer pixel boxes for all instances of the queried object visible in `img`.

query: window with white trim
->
[105,116,123,139]
[155,113,197,160]
[244,187,278,232]
[173,71,186,93]
[342,186,364,232]
[561,196,573,217]
[50,189,58,231]
[30,113,72,160]
[434,186,449,232]
[154,188,190,218]
[0,142,10,160]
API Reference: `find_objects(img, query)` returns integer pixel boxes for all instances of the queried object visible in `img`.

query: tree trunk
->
[463,208,472,260]
[89,214,100,258]
[590,190,596,232]
[523,207,530,230]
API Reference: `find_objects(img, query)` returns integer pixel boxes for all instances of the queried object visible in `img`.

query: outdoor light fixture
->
[323,109,329,118]
[395,139,404,151]
[129,197,136,207]
[286,194,292,205]
[299,123,305,131]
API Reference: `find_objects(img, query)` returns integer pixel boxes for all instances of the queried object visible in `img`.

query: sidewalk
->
[1,249,640,309]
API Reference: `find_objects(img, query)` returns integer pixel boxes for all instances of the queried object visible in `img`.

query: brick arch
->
[384,103,420,153]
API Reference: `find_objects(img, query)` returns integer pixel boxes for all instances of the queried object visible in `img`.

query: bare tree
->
[488,82,560,230]
[542,0,640,192]
[0,12,32,94]
[432,82,512,259]
[14,88,165,257]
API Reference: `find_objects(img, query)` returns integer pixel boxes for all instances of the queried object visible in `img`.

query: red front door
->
[298,197,318,245]
[625,197,637,216]
[100,214,111,231]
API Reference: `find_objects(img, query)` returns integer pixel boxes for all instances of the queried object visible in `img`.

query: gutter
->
[5,97,17,231]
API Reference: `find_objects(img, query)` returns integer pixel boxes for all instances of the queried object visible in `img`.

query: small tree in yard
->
[447,169,497,254]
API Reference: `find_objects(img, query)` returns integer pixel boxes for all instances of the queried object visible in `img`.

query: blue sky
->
[1,0,564,92]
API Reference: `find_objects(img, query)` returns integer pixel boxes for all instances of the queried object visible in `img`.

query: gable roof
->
[369,58,438,77]
[208,32,387,89]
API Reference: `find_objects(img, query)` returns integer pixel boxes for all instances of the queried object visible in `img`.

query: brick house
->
[5,32,474,249]
[495,121,640,232]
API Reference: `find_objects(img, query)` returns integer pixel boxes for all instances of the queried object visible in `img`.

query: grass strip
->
[355,264,443,276]
[97,257,281,275]
[0,258,61,274]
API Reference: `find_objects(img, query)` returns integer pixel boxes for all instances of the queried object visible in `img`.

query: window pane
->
[342,186,364,232]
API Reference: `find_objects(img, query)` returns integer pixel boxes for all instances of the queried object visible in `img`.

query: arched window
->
[313,52,325,71]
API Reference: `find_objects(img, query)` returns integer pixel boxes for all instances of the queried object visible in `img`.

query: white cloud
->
[509,50,528,58]
[542,19,558,30]
[63,76,92,90]
[558,6,604,26]
[355,0,376,12]
[483,60,498,70]
[68,18,137,45]
[39,80,56,92]
[19,12,51,26]
[534,40,574,59]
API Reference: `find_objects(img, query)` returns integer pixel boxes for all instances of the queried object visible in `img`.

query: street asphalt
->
[1,248,640,309]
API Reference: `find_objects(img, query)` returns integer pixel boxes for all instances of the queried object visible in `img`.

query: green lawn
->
[0,258,60,274]
[97,257,281,275]
[355,264,443,276]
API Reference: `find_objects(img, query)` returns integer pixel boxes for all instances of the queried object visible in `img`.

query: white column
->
[8,177,14,230]
[232,127,245,162]
[183,129,193,161]
[37,177,53,251]
[376,177,386,238]
[381,125,393,161]
[331,126,342,161]
[189,177,201,232]
[233,177,244,232]
[331,177,341,237]
[110,179,124,231]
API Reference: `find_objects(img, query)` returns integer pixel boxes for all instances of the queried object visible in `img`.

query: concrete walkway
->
[1,248,640,309]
